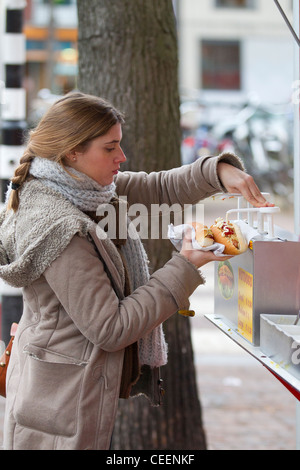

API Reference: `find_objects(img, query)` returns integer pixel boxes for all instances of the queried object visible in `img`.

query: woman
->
[0,92,269,450]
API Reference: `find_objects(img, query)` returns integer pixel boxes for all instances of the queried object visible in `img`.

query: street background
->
[0,0,297,451]
[0,195,297,451]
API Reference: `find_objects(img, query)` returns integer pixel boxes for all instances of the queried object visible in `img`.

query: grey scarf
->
[27,157,168,368]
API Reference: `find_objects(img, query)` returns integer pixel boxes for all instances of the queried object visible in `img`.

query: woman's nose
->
[116,148,127,163]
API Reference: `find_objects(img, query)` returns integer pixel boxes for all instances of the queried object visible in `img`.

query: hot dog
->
[191,222,214,248]
[210,217,248,255]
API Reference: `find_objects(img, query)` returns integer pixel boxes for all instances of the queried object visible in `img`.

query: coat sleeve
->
[115,152,245,207]
[43,235,204,351]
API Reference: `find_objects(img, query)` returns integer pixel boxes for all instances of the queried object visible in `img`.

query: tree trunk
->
[77,0,207,450]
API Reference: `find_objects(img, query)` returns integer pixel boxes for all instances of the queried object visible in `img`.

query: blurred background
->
[0,0,299,450]
[177,0,295,207]
[0,0,296,207]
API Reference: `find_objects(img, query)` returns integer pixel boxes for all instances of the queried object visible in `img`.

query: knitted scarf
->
[29,157,168,368]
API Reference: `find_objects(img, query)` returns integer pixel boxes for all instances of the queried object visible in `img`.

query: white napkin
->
[234,219,259,244]
[167,223,226,255]
[168,220,259,255]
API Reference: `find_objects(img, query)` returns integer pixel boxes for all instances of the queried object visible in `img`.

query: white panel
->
[2,33,26,64]
[6,0,27,9]
[0,145,24,179]
[0,278,22,296]
[1,88,26,120]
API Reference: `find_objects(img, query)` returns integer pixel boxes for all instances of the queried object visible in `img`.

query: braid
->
[7,151,34,212]
[6,91,125,213]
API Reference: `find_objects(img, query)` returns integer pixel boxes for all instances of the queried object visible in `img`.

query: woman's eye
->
[106,148,115,152]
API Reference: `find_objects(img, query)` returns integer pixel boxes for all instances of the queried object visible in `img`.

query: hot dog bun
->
[210,218,248,255]
[191,222,214,248]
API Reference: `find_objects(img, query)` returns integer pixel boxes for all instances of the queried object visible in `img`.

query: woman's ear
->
[65,149,78,162]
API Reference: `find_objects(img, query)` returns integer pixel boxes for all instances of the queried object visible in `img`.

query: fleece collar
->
[0,179,124,289]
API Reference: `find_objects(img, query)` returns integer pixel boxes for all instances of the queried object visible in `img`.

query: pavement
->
[0,196,297,450]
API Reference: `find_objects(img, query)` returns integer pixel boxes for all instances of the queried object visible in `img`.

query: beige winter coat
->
[1,153,243,450]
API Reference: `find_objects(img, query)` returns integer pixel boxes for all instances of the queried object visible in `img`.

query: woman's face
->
[67,123,126,186]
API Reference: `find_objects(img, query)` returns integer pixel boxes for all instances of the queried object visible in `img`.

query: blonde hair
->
[7,91,125,212]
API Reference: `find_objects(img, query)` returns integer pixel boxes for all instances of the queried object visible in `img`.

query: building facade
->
[177,0,295,104]
[1,0,296,109]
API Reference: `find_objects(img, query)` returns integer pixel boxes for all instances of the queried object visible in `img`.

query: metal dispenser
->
[213,195,300,347]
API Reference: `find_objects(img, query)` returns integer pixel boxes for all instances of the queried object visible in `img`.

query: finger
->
[234,176,273,208]
[246,181,272,207]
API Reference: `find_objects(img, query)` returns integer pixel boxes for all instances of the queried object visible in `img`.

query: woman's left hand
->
[217,162,274,208]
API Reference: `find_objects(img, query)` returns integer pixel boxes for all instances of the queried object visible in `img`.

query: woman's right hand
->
[180,228,233,269]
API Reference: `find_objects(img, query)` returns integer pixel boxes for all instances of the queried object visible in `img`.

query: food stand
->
[203,192,300,449]
[205,194,300,402]
[199,0,300,450]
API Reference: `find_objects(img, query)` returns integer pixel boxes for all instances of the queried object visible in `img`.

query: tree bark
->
[77,0,207,450]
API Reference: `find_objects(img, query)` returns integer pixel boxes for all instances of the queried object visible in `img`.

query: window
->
[215,0,255,8]
[201,40,241,90]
